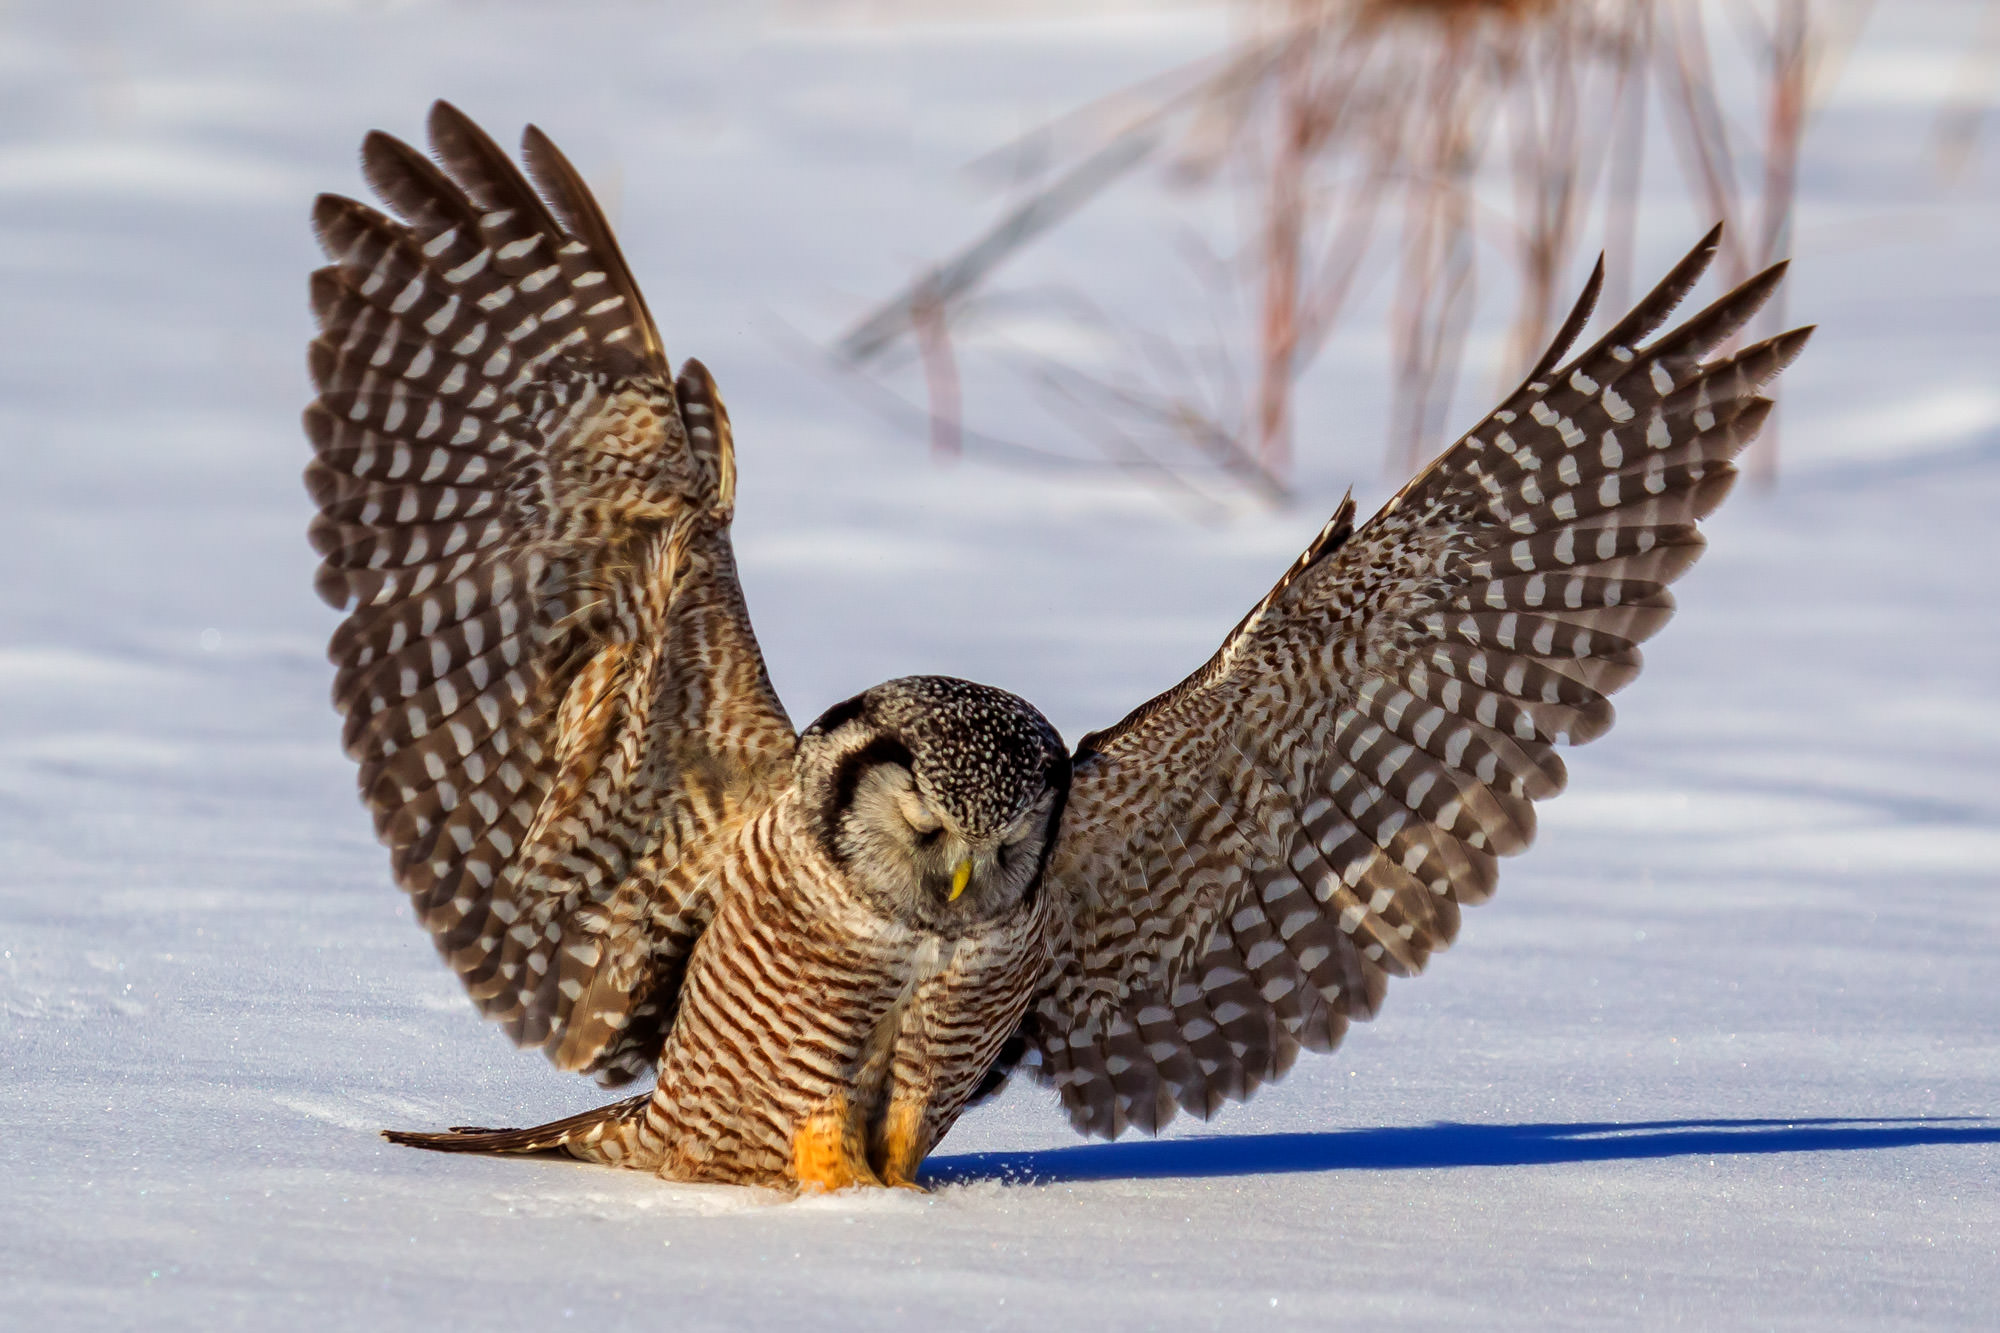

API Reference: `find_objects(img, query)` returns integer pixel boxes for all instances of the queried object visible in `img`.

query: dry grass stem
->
[837,0,1870,504]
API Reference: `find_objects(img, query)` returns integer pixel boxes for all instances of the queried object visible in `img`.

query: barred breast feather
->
[1014,227,1811,1138]
[305,102,794,1086]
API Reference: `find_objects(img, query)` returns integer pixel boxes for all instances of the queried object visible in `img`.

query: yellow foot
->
[791,1095,881,1193]
[872,1098,932,1192]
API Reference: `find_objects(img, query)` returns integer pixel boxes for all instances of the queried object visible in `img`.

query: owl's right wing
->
[1018,228,1811,1138]
[306,103,795,1086]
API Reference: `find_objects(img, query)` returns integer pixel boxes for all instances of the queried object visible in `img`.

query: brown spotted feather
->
[1012,226,1811,1139]
[307,101,793,1087]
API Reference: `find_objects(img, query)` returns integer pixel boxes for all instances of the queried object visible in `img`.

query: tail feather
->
[384,1093,655,1164]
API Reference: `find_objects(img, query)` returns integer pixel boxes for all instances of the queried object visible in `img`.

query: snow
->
[2,1,1996,1327]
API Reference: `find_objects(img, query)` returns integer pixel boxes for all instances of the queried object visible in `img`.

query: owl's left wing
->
[307,104,795,1087]
[1014,229,1810,1138]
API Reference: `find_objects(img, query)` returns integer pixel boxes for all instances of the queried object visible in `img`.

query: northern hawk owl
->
[304,103,1808,1190]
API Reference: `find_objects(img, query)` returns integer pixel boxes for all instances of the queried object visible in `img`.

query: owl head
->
[797,676,1072,933]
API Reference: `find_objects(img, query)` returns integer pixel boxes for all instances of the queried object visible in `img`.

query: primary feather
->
[1015,227,1811,1139]
[307,101,793,1087]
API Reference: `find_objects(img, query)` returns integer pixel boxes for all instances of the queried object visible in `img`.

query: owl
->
[306,103,1809,1191]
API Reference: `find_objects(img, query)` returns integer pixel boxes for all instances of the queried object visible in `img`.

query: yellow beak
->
[949,857,973,902]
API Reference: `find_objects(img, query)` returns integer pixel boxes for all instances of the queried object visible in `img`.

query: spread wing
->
[306,102,794,1086]
[1014,228,1811,1138]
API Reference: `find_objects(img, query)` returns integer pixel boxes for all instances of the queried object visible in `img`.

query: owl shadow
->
[921,1116,2000,1186]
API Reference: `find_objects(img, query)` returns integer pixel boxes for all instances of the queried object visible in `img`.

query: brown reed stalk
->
[836,0,1857,504]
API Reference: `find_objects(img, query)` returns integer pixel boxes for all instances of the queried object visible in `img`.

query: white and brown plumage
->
[306,103,1810,1190]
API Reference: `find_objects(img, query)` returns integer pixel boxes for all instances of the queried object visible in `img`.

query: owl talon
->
[791,1094,881,1192]
[871,1097,932,1191]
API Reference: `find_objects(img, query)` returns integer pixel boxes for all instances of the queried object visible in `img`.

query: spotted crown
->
[845,677,1068,839]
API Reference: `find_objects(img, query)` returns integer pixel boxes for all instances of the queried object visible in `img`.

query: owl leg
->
[870,1094,932,1192]
[790,1090,882,1193]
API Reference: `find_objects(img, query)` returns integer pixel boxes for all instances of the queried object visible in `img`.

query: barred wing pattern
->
[307,102,794,1086]
[1024,229,1810,1138]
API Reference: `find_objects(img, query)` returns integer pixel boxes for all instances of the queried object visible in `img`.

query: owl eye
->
[1002,805,1045,849]
[896,789,942,837]
[996,818,1041,867]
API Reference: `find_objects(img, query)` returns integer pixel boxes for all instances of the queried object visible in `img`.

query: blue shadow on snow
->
[921,1116,2000,1186]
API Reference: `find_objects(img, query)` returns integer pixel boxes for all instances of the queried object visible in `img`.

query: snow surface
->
[2,1,1996,1328]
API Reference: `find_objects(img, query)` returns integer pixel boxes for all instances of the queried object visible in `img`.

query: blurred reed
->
[835,0,1875,504]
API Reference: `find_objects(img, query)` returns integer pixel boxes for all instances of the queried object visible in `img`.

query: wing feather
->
[1015,229,1811,1137]
[306,102,793,1086]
